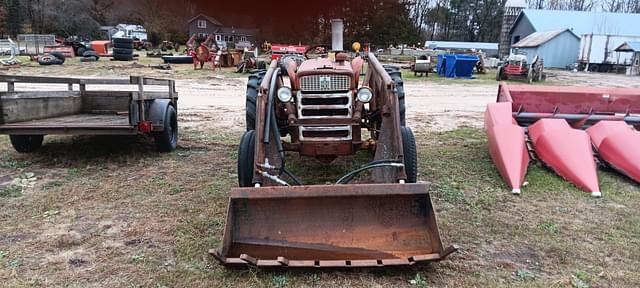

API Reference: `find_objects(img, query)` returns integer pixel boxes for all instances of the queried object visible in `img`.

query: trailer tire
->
[10,135,44,153]
[245,70,266,131]
[153,105,178,152]
[384,65,406,126]
[238,129,256,187]
[400,126,417,183]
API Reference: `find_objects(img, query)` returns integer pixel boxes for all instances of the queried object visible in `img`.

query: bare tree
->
[602,0,626,11]
[89,0,114,24]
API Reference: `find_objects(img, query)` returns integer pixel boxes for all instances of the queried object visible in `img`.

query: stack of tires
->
[112,38,134,61]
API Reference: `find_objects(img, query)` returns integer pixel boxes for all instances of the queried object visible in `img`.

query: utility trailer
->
[0,75,178,153]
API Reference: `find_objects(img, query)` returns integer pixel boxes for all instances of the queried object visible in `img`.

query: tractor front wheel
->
[401,126,417,183]
[238,130,256,187]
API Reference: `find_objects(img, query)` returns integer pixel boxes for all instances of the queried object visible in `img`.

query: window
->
[215,34,221,42]
[197,20,207,29]
[635,55,639,66]
[240,36,247,42]
[224,35,233,42]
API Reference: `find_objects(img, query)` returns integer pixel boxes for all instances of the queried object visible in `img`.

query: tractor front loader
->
[211,19,455,268]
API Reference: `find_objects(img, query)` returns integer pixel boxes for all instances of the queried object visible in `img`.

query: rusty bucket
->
[211,183,456,267]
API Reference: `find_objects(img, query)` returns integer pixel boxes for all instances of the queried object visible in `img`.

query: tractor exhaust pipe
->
[331,19,344,52]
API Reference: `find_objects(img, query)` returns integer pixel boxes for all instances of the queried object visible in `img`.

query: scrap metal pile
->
[486,83,640,197]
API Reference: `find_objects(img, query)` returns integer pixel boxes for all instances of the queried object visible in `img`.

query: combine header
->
[486,83,640,197]
[212,19,455,268]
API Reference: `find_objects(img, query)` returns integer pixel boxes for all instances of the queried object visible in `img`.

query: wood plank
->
[1,96,83,123]
[1,91,81,99]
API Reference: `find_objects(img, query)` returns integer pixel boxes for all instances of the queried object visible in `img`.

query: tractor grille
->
[296,91,352,119]
[300,75,350,92]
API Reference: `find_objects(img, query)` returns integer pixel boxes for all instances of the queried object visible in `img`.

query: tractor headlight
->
[277,87,293,102]
[357,87,373,103]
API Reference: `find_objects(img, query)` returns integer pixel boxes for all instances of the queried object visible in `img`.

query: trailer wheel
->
[10,135,44,153]
[154,105,178,152]
[245,70,266,131]
[496,67,503,81]
[238,129,256,187]
[384,66,406,126]
[401,126,417,183]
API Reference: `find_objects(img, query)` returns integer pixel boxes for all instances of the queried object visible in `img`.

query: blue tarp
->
[437,54,479,78]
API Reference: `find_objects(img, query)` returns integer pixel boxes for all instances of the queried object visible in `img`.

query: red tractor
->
[496,54,544,83]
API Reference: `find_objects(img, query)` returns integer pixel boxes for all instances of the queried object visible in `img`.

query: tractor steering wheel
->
[304,44,331,59]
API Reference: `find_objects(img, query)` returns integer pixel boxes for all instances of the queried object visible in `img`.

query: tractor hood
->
[296,58,354,77]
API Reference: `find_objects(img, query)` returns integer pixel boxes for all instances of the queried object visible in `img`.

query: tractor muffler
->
[211,183,456,267]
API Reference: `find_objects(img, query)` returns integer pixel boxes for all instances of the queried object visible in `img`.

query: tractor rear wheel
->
[384,66,406,126]
[245,70,266,131]
[401,126,417,183]
[238,130,256,187]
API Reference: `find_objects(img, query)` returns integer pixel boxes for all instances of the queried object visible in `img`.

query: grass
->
[0,124,639,287]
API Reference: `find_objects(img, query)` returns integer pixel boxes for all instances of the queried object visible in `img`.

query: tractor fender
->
[147,99,176,131]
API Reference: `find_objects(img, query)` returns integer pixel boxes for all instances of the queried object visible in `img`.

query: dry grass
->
[1,124,639,287]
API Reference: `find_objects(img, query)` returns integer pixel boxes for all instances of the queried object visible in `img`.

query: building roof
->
[615,41,640,52]
[505,0,526,8]
[188,14,223,26]
[218,27,258,36]
[425,41,498,51]
[512,29,579,48]
[511,9,640,37]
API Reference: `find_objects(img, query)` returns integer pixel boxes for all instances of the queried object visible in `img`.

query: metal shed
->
[512,29,580,68]
[615,41,640,75]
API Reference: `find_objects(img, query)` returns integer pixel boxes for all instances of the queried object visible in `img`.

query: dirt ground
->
[1,56,640,287]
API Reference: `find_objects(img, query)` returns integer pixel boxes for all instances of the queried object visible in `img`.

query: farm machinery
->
[212,19,455,268]
[486,83,640,197]
[496,54,544,83]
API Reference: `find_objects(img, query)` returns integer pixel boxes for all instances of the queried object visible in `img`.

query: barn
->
[511,29,580,68]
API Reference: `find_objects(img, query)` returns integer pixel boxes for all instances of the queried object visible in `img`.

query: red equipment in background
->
[270,44,308,60]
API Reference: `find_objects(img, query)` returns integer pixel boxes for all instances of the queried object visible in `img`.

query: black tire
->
[496,67,503,81]
[245,70,266,131]
[113,48,133,55]
[400,126,417,183]
[114,43,134,49]
[50,52,65,63]
[76,47,86,57]
[10,135,44,153]
[113,53,134,61]
[257,60,267,70]
[83,49,98,58]
[113,38,133,45]
[153,105,178,152]
[238,130,256,187]
[80,56,98,62]
[38,55,58,66]
[384,65,406,126]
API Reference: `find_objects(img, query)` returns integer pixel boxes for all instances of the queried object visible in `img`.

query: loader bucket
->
[211,183,456,267]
